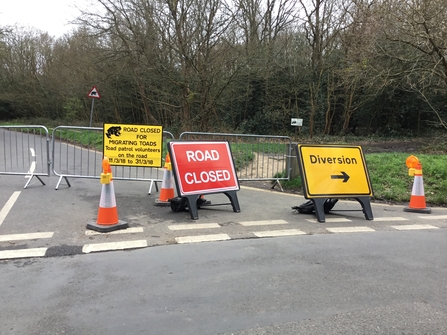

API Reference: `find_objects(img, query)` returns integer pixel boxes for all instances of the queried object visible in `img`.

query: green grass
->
[366,153,447,206]
[281,152,447,206]
[230,143,255,171]
[53,128,103,150]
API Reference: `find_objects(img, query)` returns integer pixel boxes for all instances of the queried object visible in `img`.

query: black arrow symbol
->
[331,171,350,182]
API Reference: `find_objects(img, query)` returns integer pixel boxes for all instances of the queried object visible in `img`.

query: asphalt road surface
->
[1,174,447,334]
[1,229,446,334]
[1,173,447,260]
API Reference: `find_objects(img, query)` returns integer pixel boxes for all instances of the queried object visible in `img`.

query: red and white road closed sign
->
[168,141,240,196]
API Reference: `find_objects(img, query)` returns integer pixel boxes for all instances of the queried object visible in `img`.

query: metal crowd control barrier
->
[179,132,292,190]
[0,125,50,188]
[52,126,175,192]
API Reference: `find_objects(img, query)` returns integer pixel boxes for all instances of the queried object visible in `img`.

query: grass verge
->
[281,152,447,206]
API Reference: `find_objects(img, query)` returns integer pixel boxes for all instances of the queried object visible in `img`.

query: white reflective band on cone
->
[99,182,117,208]
[161,170,174,189]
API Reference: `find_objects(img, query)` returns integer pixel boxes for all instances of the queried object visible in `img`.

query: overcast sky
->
[0,0,91,37]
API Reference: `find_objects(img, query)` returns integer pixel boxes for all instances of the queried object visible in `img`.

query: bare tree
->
[334,0,388,135]
[152,0,237,131]
[379,0,447,132]
[0,27,61,118]
[77,0,161,124]
[227,0,297,133]
[298,0,352,137]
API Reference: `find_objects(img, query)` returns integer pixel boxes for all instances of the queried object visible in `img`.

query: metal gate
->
[52,126,175,192]
[0,125,50,188]
[1,125,291,191]
[179,132,292,190]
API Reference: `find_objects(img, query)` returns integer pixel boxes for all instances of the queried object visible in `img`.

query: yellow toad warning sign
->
[296,144,373,197]
[103,123,163,167]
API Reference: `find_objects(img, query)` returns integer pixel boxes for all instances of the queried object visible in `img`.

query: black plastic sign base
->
[184,191,240,220]
[311,196,373,223]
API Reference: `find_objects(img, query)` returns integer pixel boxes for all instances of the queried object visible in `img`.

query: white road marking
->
[239,220,288,226]
[373,217,409,222]
[85,227,144,236]
[0,232,54,242]
[175,234,231,244]
[254,229,306,238]
[391,224,439,230]
[326,226,375,233]
[0,248,47,260]
[418,215,447,220]
[0,191,21,227]
[306,218,352,223]
[82,240,148,253]
[168,223,220,230]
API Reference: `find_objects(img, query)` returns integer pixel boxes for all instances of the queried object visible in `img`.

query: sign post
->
[295,144,374,222]
[87,86,101,127]
[168,140,240,220]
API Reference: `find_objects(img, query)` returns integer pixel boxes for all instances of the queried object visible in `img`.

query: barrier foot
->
[271,179,284,192]
[148,180,160,195]
[24,174,46,189]
[55,176,71,190]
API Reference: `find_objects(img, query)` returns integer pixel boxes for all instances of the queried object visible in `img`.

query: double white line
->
[0,191,51,260]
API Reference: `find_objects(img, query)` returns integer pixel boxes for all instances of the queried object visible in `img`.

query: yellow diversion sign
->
[103,123,163,167]
[296,144,373,197]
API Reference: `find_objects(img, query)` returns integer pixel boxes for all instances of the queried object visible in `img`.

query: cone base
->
[403,207,431,214]
[86,220,129,232]
[157,189,175,204]
[155,199,171,206]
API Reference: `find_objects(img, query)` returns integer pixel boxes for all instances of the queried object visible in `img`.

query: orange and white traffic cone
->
[155,153,175,206]
[87,157,129,232]
[404,162,431,214]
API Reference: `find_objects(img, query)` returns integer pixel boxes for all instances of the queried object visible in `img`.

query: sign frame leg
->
[224,191,241,213]
[355,197,374,220]
[185,195,200,220]
[312,198,327,223]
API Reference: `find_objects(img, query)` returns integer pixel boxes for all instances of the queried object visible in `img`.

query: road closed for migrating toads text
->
[103,123,163,167]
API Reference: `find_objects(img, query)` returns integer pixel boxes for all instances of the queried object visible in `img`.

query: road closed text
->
[169,141,239,195]
[185,170,231,184]
[184,149,231,184]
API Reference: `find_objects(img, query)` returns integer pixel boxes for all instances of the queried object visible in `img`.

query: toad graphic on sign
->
[106,126,122,139]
